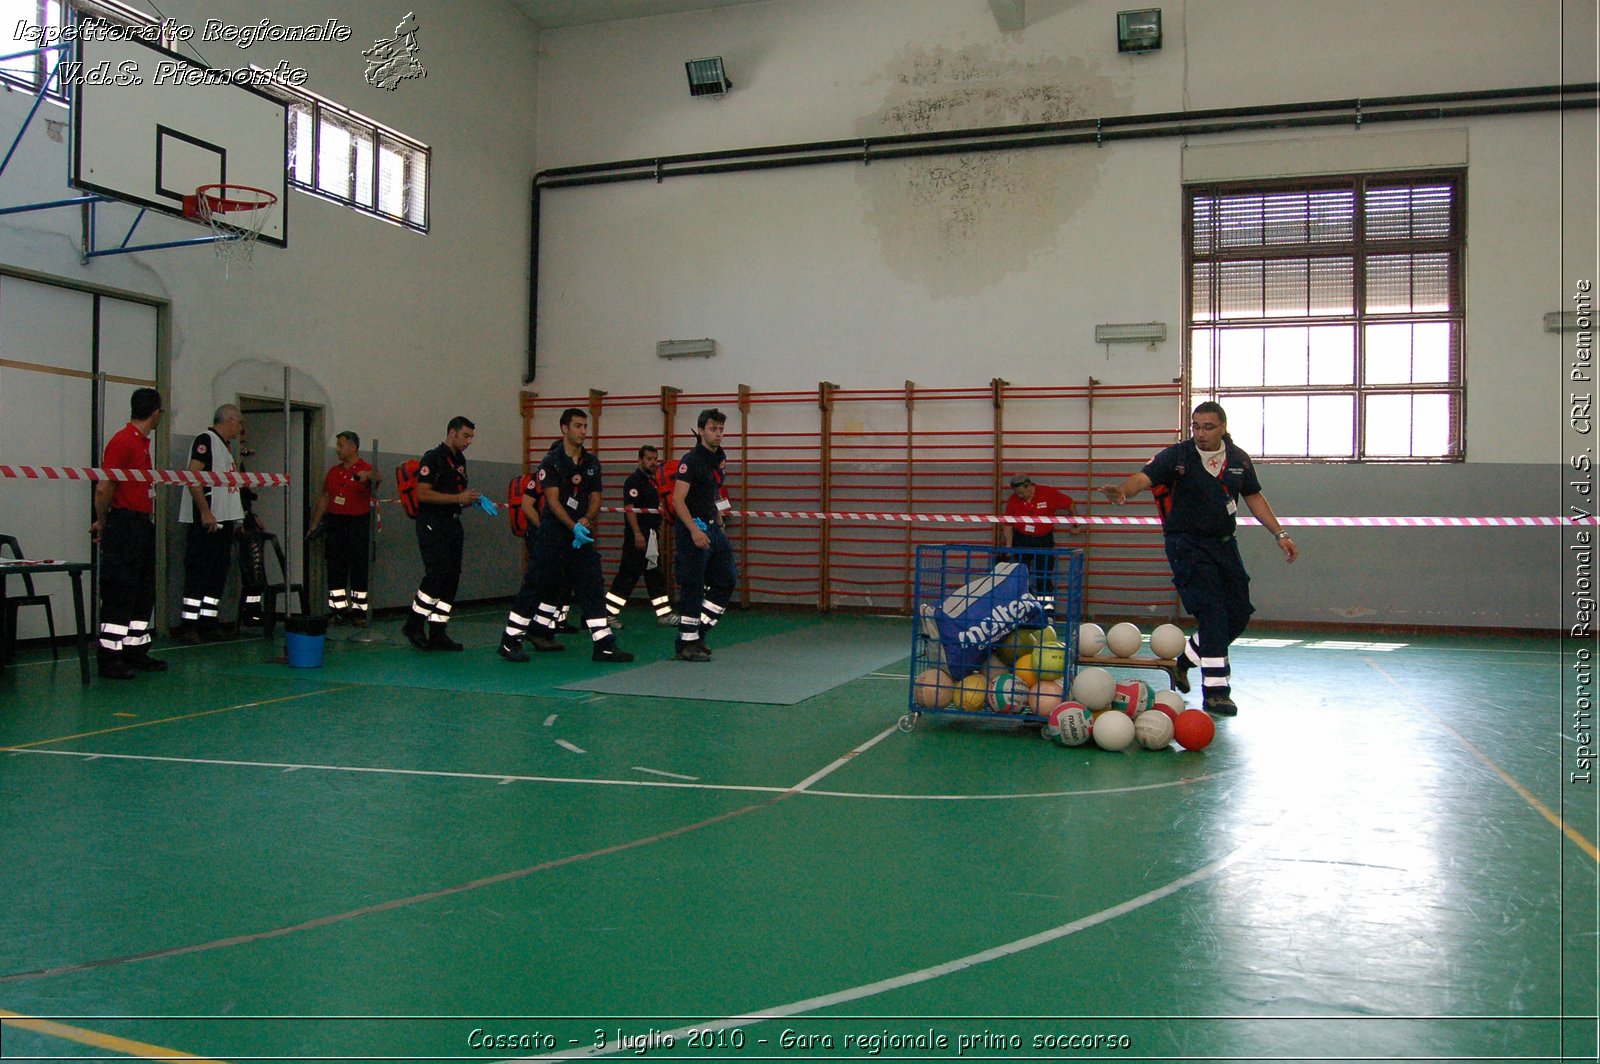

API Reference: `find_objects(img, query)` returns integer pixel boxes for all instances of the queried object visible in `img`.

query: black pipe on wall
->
[526,82,1598,382]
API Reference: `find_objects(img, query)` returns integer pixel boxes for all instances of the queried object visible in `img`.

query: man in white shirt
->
[177,404,246,642]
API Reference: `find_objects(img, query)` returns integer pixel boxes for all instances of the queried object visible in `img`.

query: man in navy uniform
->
[498,408,632,663]
[604,445,678,630]
[404,416,480,651]
[669,408,738,662]
[1101,401,1297,716]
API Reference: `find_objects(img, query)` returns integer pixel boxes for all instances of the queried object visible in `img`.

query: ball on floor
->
[1091,708,1135,751]
[1050,701,1093,747]
[1173,708,1216,751]
[1134,709,1175,750]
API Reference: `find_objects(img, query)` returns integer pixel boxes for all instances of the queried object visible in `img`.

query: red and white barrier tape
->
[595,507,1584,528]
[8,466,1578,527]
[0,464,288,487]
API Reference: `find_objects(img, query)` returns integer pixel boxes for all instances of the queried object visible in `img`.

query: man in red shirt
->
[308,430,381,625]
[89,388,166,679]
[1003,474,1081,614]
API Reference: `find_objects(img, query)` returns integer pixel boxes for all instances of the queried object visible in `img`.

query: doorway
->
[237,396,324,610]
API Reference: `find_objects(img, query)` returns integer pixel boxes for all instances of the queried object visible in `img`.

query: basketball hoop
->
[181,183,278,276]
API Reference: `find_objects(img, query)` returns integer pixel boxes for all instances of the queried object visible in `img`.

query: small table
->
[0,559,92,685]
[1080,653,1181,690]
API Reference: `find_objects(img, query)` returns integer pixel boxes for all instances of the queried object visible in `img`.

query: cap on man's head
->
[1009,474,1032,489]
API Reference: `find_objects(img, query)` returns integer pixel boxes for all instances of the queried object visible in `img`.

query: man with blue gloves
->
[669,408,738,663]
[498,408,633,663]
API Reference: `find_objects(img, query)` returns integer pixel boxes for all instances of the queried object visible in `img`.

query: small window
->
[281,86,429,232]
[0,0,167,103]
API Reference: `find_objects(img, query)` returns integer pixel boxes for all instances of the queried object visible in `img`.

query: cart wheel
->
[898,712,920,733]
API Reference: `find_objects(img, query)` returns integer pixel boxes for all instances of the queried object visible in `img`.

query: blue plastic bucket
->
[285,631,325,668]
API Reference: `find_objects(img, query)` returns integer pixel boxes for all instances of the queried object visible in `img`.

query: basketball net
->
[185,184,278,278]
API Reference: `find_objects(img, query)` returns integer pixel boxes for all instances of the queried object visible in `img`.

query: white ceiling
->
[506,0,777,31]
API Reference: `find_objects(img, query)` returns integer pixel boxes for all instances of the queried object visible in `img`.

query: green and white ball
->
[989,674,1025,714]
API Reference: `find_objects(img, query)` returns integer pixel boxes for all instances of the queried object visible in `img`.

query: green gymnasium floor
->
[0,609,1593,1062]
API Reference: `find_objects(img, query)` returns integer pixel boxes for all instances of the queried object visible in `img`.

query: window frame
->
[0,0,171,103]
[279,83,430,234]
[0,1,430,233]
[1183,168,1467,463]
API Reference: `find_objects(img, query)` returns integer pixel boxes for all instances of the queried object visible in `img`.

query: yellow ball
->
[955,674,989,712]
[913,667,956,708]
[1014,651,1042,689]
[1035,641,1067,680]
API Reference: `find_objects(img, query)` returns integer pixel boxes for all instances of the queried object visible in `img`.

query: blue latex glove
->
[572,522,593,548]
[693,518,708,532]
[475,495,499,517]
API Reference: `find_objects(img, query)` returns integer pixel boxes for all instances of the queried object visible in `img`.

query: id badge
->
[1226,497,1237,516]
[716,497,731,513]
[566,495,580,511]
[334,495,346,507]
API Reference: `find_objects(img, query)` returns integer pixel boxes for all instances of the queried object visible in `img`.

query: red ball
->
[1173,708,1216,751]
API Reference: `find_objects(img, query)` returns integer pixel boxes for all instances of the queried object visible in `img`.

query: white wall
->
[531,0,1596,466]
[0,0,541,465]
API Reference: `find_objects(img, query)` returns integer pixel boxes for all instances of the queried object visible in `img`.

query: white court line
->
[555,740,587,755]
[502,828,1272,1063]
[9,748,786,796]
[543,715,559,727]
[632,767,699,781]
[4,747,1222,802]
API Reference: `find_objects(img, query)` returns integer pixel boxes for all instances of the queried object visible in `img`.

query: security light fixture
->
[1117,8,1162,53]
[685,57,732,97]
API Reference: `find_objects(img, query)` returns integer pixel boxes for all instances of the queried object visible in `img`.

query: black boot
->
[97,652,136,680]
[592,640,634,663]
[428,622,464,652]
[402,616,430,651]
[498,639,530,663]
[125,648,169,672]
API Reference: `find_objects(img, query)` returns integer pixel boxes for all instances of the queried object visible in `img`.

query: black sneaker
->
[593,644,634,663]
[498,642,530,663]
[1205,696,1237,717]
[528,633,564,653]
[402,619,431,651]
[1172,658,1191,694]
[675,642,711,663]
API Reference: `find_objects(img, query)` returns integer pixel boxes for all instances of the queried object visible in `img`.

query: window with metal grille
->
[1186,171,1465,461]
[284,86,429,232]
[0,0,171,102]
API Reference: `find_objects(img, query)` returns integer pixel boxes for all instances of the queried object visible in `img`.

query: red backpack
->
[396,459,422,518]
[507,475,529,537]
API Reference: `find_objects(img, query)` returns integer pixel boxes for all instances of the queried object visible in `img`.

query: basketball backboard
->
[70,25,288,247]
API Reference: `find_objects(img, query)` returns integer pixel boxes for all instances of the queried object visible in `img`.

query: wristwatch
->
[1274,530,1291,540]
